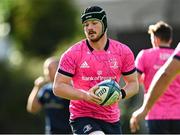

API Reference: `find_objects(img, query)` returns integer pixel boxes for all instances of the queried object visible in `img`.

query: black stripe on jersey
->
[58,68,74,77]
[174,55,180,60]
[122,68,136,76]
[136,68,143,74]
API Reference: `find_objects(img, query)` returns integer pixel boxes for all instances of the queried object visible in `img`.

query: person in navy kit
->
[27,57,71,134]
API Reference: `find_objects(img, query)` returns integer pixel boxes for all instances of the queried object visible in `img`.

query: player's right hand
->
[84,85,102,104]
[130,106,147,133]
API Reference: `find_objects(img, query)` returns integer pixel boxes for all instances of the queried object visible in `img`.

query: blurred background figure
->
[26,57,71,134]
[130,21,180,134]
[130,42,180,133]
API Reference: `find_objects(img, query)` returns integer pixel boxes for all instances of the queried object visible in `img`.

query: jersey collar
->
[159,46,171,49]
[86,39,109,52]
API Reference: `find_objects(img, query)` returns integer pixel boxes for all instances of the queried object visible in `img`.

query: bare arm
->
[53,73,102,104]
[27,76,47,113]
[142,57,180,113]
[130,57,180,133]
[122,71,139,99]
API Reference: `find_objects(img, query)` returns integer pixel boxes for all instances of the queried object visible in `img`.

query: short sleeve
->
[37,86,48,105]
[121,46,136,75]
[58,48,76,77]
[37,84,53,104]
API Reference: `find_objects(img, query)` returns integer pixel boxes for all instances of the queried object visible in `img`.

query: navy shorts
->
[70,117,122,134]
[147,120,180,134]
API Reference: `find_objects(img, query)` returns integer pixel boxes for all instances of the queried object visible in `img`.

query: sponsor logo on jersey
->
[109,58,118,69]
[80,61,90,68]
[160,53,171,60]
[82,76,116,81]
[97,70,102,75]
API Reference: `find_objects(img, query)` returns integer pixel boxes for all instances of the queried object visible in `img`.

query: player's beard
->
[88,31,104,42]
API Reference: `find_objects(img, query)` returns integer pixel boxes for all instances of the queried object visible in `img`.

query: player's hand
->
[84,85,102,104]
[130,106,147,133]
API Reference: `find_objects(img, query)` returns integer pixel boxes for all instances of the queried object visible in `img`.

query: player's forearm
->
[123,80,139,99]
[53,82,87,100]
[27,86,42,113]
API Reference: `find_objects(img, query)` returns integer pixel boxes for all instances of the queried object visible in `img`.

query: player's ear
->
[155,36,161,46]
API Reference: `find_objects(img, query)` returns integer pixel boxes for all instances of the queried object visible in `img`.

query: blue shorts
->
[147,120,180,134]
[70,117,122,134]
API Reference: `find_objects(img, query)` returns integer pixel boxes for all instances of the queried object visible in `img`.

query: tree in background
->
[8,0,79,57]
[0,0,81,133]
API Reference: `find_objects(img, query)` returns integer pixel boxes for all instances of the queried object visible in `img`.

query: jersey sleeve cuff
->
[136,68,143,74]
[122,68,136,76]
[58,68,74,77]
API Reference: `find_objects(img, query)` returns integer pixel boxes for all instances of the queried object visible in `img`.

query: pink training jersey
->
[136,45,180,120]
[58,39,136,123]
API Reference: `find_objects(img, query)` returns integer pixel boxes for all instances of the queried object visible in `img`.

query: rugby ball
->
[95,79,121,106]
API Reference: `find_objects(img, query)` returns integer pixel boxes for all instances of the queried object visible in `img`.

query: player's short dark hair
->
[148,21,173,42]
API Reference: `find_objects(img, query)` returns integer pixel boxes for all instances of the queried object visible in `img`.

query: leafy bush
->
[8,0,79,57]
